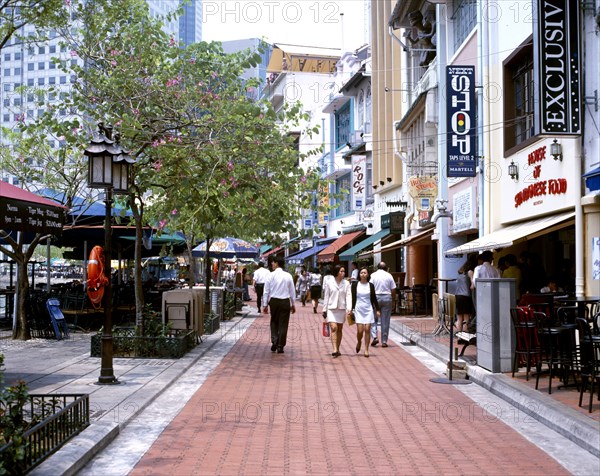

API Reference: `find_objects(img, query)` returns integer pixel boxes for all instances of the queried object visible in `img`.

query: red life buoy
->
[87,245,108,309]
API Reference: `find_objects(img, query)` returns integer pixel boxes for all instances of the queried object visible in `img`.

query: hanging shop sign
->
[390,211,405,234]
[446,65,476,177]
[408,175,438,200]
[533,0,581,135]
[351,155,366,211]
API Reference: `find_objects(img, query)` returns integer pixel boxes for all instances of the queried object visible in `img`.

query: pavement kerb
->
[30,311,251,476]
[389,319,600,459]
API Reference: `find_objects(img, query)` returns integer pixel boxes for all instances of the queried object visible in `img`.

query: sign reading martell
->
[446,65,476,177]
[534,0,581,135]
[0,198,64,235]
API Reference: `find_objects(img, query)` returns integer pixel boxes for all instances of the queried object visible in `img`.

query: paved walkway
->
[111,303,587,475]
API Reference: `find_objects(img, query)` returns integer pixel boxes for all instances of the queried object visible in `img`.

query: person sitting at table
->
[540,277,564,294]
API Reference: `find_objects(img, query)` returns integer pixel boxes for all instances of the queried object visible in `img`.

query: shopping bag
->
[347,310,356,326]
[322,322,330,337]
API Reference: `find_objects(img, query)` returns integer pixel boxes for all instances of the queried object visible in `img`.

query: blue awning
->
[338,229,392,261]
[285,243,329,264]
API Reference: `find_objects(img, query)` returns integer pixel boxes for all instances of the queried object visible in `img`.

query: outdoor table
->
[556,296,600,331]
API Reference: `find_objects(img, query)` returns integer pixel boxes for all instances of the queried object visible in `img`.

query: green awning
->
[338,229,392,261]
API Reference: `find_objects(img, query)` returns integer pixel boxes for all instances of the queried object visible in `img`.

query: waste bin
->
[476,278,516,372]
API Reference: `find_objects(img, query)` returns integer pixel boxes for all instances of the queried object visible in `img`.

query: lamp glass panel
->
[550,141,561,157]
[112,162,129,192]
[89,154,112,187]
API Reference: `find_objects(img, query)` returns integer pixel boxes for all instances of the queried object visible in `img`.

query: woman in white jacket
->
[322,264,351,358]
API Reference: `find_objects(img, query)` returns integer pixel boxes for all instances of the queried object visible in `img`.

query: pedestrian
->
[262,256,296,354]
[471,250,501,291]
[349,267,380,358]
[369,261,397,347]
[454,262,474,332]
[241,267,251,301]
[501,254,522,302]
[252,262,270,313]
[295,266,309,306]
[322,264,351,357]
[308,267,323,313]
[350,261,359,282]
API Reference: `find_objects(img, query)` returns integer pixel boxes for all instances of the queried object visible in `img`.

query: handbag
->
[322,322,330,337]
[347,310,356,326]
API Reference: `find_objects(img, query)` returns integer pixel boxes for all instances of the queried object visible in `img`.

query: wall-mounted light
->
[337,230,342,236]
[346,141,352,149]
[386,177,392,182]
[550,139,562,161]
[340,220,345,225]
[379,180,385,186]
[373,185,378,190]
[508,160,519,181]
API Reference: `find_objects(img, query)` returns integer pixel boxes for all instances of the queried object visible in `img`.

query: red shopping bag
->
[322,322,330,337]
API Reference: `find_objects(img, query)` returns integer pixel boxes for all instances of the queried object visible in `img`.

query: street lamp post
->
[85,123,134,385]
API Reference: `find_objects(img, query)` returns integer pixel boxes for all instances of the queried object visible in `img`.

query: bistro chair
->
[533,309,565,394]
[555,306,580,389]
[510,307,540,381]
[576,318,600,412]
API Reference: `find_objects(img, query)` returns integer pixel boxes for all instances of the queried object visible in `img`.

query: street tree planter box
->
[0,393,89,473]
[204,314,220,335]
[91,328,197,359]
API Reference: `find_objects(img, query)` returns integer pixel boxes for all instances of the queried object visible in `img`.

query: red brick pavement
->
[131,302,569,475]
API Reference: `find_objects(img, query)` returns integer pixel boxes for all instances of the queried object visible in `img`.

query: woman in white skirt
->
[322,264,351,358]
[349,267,380,358]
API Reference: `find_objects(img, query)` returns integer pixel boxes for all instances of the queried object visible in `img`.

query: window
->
[49,77,56,84]
[14,67,21,75]
[49,92,56,101]
[28,63,34,71]
[60,76,66,84]
[4,54,10,61]
[27,94,34,102]
[49,45,56,54]
[27,78,34,86]
[333,174,352,217]
[27,110,33,119]
[453,0,477,50]
[3,114,9,122]
[15,52,21,60]
[70,59,77,67]
[38,46,45,54]
[357,90,364,130]
[365,88,372,134]
[3,84,11,92]
[38,62,45,70]
[3,68,10,76]
[335,101,352,150]
[503,37,535,154]
[13,98,21,106]
[49,62,56,70]
[3,99,9,107]
[38,78,44,85]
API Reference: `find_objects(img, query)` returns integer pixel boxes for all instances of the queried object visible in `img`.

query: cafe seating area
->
[510,296,600,412]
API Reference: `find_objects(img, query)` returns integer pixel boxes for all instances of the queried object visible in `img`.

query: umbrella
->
[192,237,258,259]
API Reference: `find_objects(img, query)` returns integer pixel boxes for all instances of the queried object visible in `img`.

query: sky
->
[201,0,368,51]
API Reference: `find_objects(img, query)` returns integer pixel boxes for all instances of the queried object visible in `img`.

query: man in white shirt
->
[369,262,397,347]
[350,262,359,282]
[262,256,296,354]
[252,262,270,313]
[471,250,501,289]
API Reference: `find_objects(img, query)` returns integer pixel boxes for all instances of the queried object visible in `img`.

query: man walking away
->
[263,256,296,354]
[369,262,397,347]
[252,262,270,313]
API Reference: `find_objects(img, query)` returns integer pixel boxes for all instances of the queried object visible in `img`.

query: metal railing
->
[0,393,89,473]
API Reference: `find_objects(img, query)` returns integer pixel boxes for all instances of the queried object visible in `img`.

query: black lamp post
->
[84,123,134,385]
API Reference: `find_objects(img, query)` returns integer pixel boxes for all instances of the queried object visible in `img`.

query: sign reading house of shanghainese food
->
[0,198,64,235]
[446,65,476,177]
[534,0,581,135]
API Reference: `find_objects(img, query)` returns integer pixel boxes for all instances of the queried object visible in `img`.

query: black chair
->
[555,306,580,389]
[576,318,600,412]
[533,309,565,394]
[510,307,540,381]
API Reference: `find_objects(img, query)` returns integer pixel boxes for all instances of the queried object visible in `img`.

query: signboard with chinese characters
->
[446,65,476,177]
[390,211,405,234]
[0,199,64,235]
[533,0,581,135]
[351,155,366,211]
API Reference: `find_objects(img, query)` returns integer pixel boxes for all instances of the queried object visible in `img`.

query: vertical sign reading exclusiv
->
[534,0,581,135]
[446,66,476,178]
[352,155,366,211]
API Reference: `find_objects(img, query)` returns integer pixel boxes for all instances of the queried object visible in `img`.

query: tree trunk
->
[134,216,144,328]
[13,259,30,340]
[204,236,212,318]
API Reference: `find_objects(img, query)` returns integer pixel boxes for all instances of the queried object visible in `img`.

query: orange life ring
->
[87,245,108,309]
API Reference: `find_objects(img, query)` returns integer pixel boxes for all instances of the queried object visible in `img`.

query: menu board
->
[0,198,65,235]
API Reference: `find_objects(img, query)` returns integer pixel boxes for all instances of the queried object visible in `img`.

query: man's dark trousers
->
[255,284,264,310]
[269,297,291,349]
